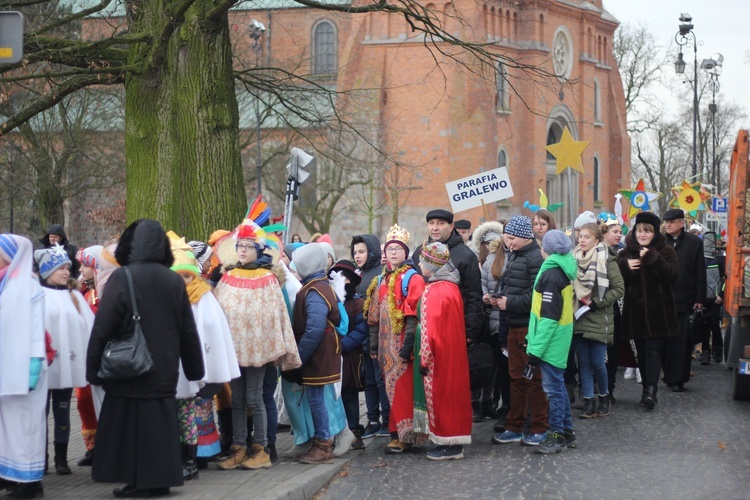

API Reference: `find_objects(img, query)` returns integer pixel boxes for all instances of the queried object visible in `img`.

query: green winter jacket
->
[573,248,625,345]
[526,253,577,369]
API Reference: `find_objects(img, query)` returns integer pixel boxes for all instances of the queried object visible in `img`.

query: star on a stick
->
[545,126,589,175]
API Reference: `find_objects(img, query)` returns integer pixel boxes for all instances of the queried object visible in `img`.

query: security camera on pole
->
[283,147,315,244]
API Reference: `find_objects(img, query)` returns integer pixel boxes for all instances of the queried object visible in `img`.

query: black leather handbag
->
[98,267,156,380]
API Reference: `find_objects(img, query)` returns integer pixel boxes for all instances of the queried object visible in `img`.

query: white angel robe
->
[43,288,94,389]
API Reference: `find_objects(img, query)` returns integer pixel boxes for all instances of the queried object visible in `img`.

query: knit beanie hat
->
[188,240,212,268]
[384,224,410,255]
[503,215,534,240]
[77,245,103,269]
[574,210,597,229]
[420,241,450,274]
[292,243,328,280]
[34,244,71,280]
[542,229,573,256]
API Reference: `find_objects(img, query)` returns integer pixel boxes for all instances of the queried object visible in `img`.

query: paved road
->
[320,362,750,499]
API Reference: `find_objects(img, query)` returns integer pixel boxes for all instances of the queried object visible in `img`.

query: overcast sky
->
[606,0,750,128]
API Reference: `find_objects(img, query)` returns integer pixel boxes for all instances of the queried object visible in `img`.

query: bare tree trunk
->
[125,1,246,239]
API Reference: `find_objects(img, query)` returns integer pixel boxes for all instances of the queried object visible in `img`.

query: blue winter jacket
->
[297,271,332,365]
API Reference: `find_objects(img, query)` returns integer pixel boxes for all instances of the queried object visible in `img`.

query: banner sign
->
[445,167,514,213]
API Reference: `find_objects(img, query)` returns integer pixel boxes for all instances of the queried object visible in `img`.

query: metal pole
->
[711,85,717,188]
[254,42,262,197]
[692,41,698,179]
[8,154,13,234]
[566,168,573,229]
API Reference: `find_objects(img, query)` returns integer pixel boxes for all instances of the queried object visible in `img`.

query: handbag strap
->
[123,266,141,322]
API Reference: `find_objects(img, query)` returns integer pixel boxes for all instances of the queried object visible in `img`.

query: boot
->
[579,398,596,419]
[77,448,94,467]
[240,443,272,470]
[471,401,483,423]
[216,408,233,454]
[283,440,311,458]
[54,442,72,475]
[480,400,500,419]
[268,444,278,464]
[182,444,199,480]
[641,385,657,410]
[296,438,334,464]
[6,481,43,498]
[216,444,246,470]
[333,427,355,457]
[565,383,576,403]
[351,427,365,450]
[596,395,610,417]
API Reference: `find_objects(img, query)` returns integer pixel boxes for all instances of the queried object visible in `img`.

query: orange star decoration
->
[546,126,590,175]
[669,180,714,217]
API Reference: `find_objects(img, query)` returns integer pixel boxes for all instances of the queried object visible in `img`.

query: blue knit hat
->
[34,244,71,279]
[542,230,573,255]
[503,215,534,239]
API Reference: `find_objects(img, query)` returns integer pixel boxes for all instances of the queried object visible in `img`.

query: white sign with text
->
[445,167,514,213]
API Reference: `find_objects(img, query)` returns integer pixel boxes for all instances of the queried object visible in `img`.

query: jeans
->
[540,362,572,433]
[364,357,390,426]
[263,365,278,446]
[341,387,361,430]
[573,336,609,398]
[306,385,331,441]
[47,388,73,443]
[231,365,267,446]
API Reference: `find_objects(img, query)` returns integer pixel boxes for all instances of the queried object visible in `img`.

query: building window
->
[594,78,602,123]
[593,156,600,201]
[496,63,509,110]
[498,147,508,168]
[552,26,573,80]
[313,21,336,75]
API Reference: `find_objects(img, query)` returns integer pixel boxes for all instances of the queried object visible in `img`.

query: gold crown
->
[385,224,410,246]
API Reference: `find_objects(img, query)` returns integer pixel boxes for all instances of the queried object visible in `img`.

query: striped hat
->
[77,245,103,270]
[420,241,450,274]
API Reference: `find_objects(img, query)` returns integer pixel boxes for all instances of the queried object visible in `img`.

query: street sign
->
[0,12,24,64]
[706,212,727,222]
[445,167,514,213]
[712,197,728,213]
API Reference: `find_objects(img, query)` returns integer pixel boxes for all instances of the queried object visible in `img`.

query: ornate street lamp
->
[249,19,266,197]
[674,13,699,178]
[701,53,724,189]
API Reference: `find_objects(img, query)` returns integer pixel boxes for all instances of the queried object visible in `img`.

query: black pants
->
[633,337,668,389]
[664,312,692,386]
[700,301,724,356]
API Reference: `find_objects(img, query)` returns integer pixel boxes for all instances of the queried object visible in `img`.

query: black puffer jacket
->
[350,234,382,296]
[504,239,544,328]
[665,229,706,312]
[86,219,204,399]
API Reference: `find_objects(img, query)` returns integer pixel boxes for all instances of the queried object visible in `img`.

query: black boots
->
[480,400,500,420]
[351,426,365,450]
[640,385,657,410]
[268,444,278,464]
[6,481,43,498]
[471,401,483,422]
[54,442,72,475]
[493,406,509,433]
[596,395,611,417]
[182,444,199,481]
[216,408,233,454]
[579,398,596,419]
[77,448,94,467]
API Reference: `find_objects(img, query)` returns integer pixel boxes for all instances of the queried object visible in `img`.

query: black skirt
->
[92,394,183,489]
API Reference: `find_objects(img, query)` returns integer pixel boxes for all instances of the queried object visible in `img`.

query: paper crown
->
[167,231,201,277]
[34,243,71,280]
[385,224,410,248]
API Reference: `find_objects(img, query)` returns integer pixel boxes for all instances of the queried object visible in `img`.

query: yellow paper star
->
[546,127,590,175]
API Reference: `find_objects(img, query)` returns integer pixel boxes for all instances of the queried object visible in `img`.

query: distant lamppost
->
[674,13,699,178]
[249,19,266,197]
[701,53,724,189]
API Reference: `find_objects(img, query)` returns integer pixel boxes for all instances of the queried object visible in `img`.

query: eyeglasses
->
[385,247,404,254]
[236,244,255,251]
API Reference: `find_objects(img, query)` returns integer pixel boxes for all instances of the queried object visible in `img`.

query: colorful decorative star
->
[618,178,661,220]
[546,127,589,175]
[669,180,715,217]
[523,188,564,213]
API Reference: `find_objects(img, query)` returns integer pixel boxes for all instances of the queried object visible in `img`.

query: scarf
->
[186,277,213,305]
[573,242,609,302]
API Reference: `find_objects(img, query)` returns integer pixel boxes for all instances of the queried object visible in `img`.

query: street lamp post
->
[249,19,266,197]
[701,54,724,190]
[674,13,699,179]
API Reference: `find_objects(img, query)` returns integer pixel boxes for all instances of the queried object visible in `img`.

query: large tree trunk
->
[125,1,246,240]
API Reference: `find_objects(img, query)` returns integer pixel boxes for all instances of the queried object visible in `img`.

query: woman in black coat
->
[86,219,204,498]
[617,212,679,411]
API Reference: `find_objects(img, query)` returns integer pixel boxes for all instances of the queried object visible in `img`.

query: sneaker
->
[426,445,464,461]
[384,439,410,454]
[521,432,547,446]
[362,422,381,439]
[491,430,523,444]
[535,431,566,454]
[624,367,635,380]
[240,444,272,470]
[216,445,247,470]
[376,425,391,437]
[563,429,577,448]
